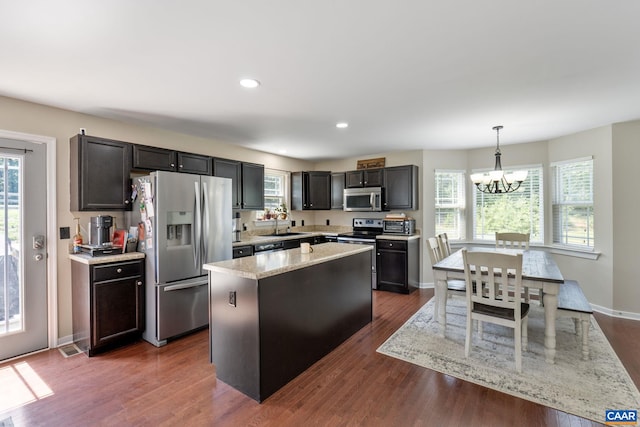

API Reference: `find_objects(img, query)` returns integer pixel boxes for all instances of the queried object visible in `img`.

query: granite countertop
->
[377,234,421,241]
[232,231,332,247]
[204,242,372,280]
[69,251,145,265]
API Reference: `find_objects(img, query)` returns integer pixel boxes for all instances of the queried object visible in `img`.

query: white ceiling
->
[2,1,640,161]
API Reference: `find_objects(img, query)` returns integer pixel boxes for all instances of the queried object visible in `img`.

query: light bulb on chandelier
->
[470,126,528,194]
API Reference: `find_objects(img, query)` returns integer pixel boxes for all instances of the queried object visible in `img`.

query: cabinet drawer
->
[93,261,143,282]
[377,240,407,251]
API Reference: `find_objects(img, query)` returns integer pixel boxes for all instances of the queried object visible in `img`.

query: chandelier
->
[470,126,528,194]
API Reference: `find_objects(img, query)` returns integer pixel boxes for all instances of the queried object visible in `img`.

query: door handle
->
[33,235,45,250]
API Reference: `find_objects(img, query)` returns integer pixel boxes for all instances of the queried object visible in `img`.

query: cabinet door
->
[178,152,212,175]
[345,170,364,188]
[307,171,331,210]
[363,169,384,187]
[384,165,418,210]
[241,162,265,210]
[70,135,132,211]
[133,145,177,171]
[376,243,408,293]
[92,276,144,348]
[331,172,345,209]
[91,260,144,350]
[213,158,242,209]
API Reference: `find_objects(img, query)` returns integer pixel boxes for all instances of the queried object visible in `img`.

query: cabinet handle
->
[136,280,143,286]
[179,164,184,168]
[116,268,122,273]
[170,163,175,167]
[124,200,130,205]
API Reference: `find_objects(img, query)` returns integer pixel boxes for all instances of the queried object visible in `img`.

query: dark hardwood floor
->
[1,288,637,426]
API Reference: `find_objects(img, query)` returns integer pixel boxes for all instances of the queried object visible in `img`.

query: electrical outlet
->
[326,219,330,226]
[59,227,70,239]
[291,220,296,227]
[301,220,305,226]
[80,127,86,135]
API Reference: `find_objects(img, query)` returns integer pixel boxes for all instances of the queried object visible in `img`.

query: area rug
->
[377,297,640,423]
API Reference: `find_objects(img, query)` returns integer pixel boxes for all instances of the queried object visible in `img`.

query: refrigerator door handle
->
[202,181,210,262]
[193,181,201,269]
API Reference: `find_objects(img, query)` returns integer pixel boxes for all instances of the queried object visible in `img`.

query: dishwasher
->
[253,241,285,254]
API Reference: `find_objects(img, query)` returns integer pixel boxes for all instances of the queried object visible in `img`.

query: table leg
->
[542,284,559,364]
[433,270,448,337]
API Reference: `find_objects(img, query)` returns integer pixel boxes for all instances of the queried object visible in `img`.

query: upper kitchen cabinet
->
[133,145,212,175]
[70,134,132,211]
[345,168,384,188]
[383,165,418,211]
[213,158,264,210]
[291,171,331,210]
[331,172,345,210]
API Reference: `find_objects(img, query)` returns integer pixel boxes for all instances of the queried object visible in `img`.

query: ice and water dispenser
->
[166,211,192,247]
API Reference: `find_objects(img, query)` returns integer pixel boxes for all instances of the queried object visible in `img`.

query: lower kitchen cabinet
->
[376,238,420,294]
[71,256,145,356]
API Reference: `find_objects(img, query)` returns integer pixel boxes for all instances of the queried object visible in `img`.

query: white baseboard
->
[591,304,640,321]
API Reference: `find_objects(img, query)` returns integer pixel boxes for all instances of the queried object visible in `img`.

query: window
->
[258,169,289,219]
[473,166,543,242]
[552,157,594,249]
[435,170,465,239]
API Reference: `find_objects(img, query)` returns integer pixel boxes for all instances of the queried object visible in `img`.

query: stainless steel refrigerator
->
[129,171,232,347]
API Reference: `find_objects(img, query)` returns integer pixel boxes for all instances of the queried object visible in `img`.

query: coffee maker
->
[89,215,113,246]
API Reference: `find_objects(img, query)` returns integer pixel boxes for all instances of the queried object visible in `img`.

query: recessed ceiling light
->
[336,122,349,129]
[240,78,260,89]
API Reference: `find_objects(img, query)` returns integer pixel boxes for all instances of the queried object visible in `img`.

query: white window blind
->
[473,166,543,242]
[552,158,594,248]
[435,170,465,239]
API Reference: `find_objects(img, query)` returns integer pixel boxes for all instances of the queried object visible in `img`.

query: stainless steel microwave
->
[343,187,383,212]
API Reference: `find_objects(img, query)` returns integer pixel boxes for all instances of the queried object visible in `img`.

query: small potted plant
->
[276,203,288,219]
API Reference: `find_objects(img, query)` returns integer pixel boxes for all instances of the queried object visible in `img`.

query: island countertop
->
[203,242,372,280]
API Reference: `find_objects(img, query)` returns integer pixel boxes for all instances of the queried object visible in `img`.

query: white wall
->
[612,120,640,314]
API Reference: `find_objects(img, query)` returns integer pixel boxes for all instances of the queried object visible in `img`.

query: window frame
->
[472,164,544,243]
[551,157,594,250]
[435,169,466,240]
[257,168,290,220]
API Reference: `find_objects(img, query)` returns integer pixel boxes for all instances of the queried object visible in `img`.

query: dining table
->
[432,247,565,364]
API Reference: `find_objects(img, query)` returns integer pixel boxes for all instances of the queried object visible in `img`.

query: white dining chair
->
[427,237,466,318]
[462,249,529,372]
[495,232,535,303]
[437,233,452,258]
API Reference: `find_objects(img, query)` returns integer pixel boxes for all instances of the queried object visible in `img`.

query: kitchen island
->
[204,242,373,402]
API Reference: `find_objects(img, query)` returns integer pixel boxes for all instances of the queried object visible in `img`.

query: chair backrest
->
[437,233,451,257]
[462,249,523,314]
[427,237,443,266]
[495,232,530,250]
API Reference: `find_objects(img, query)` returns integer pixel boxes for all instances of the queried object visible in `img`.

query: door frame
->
[0,129,57,352]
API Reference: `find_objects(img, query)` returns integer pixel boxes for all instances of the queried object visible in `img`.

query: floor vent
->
[58,343,83,358]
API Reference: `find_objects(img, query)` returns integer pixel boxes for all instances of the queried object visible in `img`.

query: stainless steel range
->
[337,218,384,289]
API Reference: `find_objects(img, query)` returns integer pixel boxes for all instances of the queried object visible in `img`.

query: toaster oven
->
[382,218,416,235]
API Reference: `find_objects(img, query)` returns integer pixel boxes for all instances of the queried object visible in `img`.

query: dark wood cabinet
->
[177,152,212,175]
[213,158,264,210]
[133,145,212,175]
[291,171,331,210]
[346,169,384,188]
[331,172,345,210]
[383,165,419,211]
[133,145,176,171]
[376,238,419,294]
[70,134,132,211]
[71,257,145,356]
